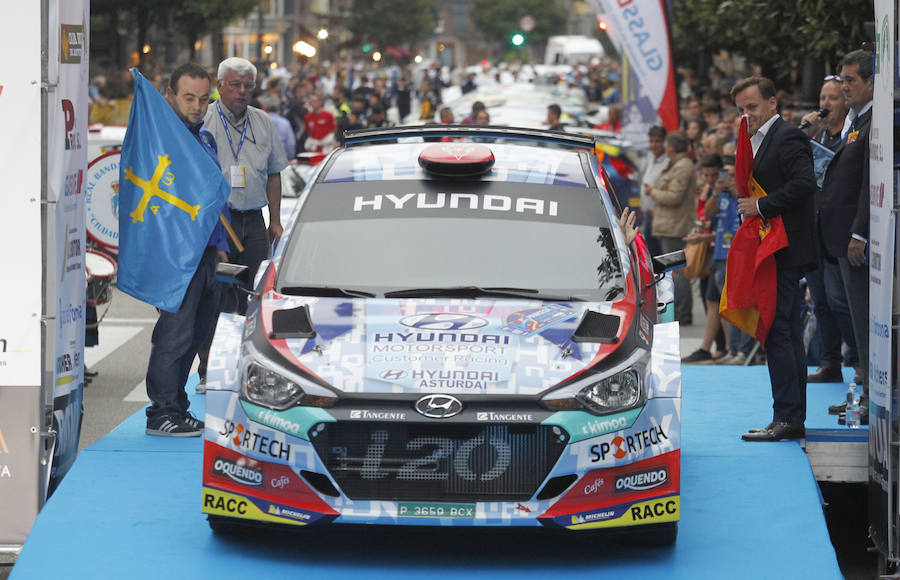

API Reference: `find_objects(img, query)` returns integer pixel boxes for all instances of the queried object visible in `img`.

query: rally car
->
[202,126,684,545]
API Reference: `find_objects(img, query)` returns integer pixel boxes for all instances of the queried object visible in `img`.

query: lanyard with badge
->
[217,101,249,188]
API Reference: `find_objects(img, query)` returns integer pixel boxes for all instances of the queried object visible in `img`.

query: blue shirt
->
[711,190,740,261]
[186,119,230,252]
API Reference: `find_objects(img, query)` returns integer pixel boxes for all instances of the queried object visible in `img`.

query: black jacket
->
[820,107,871,259]
[753,116,818,271]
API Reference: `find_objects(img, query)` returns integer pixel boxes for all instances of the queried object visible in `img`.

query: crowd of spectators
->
[87,50,866,391]
[87,54,628,152]
[635,51,868,400]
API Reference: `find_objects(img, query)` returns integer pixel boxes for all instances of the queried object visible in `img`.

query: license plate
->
[398,502,476,519]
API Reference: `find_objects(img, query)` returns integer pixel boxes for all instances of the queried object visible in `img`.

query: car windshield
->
[278,150,625,302]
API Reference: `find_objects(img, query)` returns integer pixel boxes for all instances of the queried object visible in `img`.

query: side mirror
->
[648,250,686,288]
[652,250,686,274]
[215,262,249,286]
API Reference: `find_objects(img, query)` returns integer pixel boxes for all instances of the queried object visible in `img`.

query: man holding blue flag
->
[118,64,231,436]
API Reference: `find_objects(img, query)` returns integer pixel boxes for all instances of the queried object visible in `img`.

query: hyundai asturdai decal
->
[202,133,683,544]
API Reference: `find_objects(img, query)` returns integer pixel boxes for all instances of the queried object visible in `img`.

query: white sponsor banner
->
[596,0,679,135]
[868,0,896,560]
[0,0,45,549]
[49,0,89,486]
[868,0,895,410]
[0,4,43,387]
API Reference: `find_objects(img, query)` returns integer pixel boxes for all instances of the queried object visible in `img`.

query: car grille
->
[310,422,568,501]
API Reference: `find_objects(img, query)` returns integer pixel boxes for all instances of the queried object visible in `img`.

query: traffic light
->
[362,43,372,53]
[597,17,608,31]
[511,33,525,47]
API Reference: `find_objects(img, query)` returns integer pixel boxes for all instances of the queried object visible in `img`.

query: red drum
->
[85,248,117,306]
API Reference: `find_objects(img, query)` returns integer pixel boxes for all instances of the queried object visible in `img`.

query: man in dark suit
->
[820,49,874,423]
[731,77,818,442]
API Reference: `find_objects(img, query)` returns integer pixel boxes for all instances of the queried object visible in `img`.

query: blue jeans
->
[145,247,221,419]
[837,256,868,387]
[823,260,858,365]
[807,260,857,367]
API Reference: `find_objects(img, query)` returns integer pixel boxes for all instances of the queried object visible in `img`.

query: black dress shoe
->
[742,422,805,441]
[85,368,99,378]
[807,366,843,383]
[748,421,775,433]
[828,401,847,415]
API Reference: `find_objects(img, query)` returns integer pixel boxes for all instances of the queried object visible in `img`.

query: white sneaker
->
[713,353,736,365]
[727,352,747,365]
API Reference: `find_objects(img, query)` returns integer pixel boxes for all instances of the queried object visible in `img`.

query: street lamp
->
[372,51,382,62]
[264,44,273,55]
[317,28,328,40]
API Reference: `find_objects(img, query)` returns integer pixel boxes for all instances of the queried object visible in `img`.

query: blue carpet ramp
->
[12,368,841,578]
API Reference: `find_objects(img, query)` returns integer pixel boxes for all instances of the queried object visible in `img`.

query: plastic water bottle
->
[845,383,861,429]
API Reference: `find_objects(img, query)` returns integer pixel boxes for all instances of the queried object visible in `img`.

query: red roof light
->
[418,143,496,177]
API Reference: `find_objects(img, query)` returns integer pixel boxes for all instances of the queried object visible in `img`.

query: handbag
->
[682,241,711,279]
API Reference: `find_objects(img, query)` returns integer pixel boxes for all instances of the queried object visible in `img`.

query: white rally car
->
[202,126,683,545]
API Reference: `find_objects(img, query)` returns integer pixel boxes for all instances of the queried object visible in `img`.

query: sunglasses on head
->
[824,75,842,82]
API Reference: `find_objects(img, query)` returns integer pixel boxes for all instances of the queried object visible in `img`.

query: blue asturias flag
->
[117,69,229,312]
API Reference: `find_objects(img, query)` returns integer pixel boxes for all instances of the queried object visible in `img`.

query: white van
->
[544,35,604,65]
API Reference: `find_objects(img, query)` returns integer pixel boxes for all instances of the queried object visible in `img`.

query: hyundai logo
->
[414,394,464,419]
[399,313,488,331]
[379,369,408,381]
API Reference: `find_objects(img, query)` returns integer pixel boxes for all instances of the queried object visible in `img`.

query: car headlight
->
[244,362,304,409]
[576,369,642,414]
[241,357,337,410]
[541,348,648,415]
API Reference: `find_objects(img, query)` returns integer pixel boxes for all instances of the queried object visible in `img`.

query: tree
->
[348,0,439,49]
[671,0,872,85]
[470,0,567,49]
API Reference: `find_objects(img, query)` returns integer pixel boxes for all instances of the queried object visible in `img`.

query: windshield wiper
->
[384,286,582,302]
[279,285,375,298]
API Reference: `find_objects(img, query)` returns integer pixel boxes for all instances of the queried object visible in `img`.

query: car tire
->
[622,522,678,546]
[207,515,247,535]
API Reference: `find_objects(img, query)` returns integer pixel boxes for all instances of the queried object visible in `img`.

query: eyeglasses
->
[823,75,842,82]
[226,81,255,90]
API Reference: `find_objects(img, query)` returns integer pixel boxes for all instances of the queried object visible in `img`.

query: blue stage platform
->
[12,367,848,579]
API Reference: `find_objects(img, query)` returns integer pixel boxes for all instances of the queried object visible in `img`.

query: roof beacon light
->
[418,143,495,177]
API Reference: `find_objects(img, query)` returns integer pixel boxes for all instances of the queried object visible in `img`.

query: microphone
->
[799,108,830,130]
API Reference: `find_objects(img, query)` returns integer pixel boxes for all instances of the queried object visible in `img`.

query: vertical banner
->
[47,0,89,493]
[868,0,896,560]
[0,2,44,548]
[597,0,679,150]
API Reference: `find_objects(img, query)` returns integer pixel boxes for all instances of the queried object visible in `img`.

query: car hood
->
[260,296,634,396]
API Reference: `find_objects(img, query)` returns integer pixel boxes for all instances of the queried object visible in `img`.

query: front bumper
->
[201,391,681,529]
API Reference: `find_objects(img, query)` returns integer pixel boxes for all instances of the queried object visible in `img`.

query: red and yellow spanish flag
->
[719,116,789,346]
